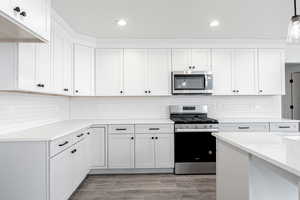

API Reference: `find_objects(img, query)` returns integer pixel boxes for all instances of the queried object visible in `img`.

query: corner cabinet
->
[0,0,51,42]
[74,44,95,96]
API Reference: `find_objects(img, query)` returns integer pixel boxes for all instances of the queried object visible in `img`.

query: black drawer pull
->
[58,141,68,147]
[238,126,250,129]
[149,128,160,131]
[278,126,291,129]
[76,133,84,138]
[71,149,77,154]
[116,128,127,131]
[86,132,90,135]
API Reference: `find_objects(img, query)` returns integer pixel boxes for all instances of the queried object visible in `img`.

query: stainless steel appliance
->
[170,105,219,174]
[172,71,213,95]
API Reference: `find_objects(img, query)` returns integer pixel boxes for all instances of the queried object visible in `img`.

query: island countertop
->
[212,132,300,177]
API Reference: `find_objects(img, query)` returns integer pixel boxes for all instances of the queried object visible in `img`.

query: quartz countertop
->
[0,119,174,142]
[213,132,300,177]
[218,118,300,123]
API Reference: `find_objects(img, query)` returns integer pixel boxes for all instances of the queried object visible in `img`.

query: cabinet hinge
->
[290,105,294,110]
[290,79,294,84]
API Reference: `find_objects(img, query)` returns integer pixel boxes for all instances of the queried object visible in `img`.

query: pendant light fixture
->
[287,0,300,43]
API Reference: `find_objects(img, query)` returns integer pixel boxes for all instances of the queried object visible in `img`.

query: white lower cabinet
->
[135,133,174,169]
[88,127,106,168]
[108,134,135,168]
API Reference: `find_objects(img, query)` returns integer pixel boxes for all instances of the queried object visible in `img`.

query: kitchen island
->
[213,132,300,200]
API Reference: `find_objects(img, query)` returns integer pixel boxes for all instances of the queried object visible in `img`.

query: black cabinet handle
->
[278,126,291,129]
[86,132,90,135]
[149,128,160,131]
[120,91,123,94]
[58,141,69,147]
[116,128,127,131]
[259,90,263,93]
[71,149,77,154]
[20,11,27,17]
[145,91,148,94]
[76,133,84,138]
[41,84,45,88]
[236,90,239,93]
[151,137,154,139]
[64,88,69,92]
[130,137,134,140]
[14,7,21,12]
[238,126,250,129]
[155,137,158,140]
[148,90,151,94]
[75,90,79,93]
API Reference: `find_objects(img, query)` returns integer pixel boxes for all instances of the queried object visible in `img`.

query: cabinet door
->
[50,149,73,200]
[155,134,174,168]
[233,49,257,95]
[135,134,155,168]
[35,43,51,91]
[18,43,36,91]
[89,128,106,168]
[258,49,285,95]
[108,134,134,168]
[212,49,234,95]
[191,49,211,71]
[95,49,123,96]
[63,39,73,95]
[123,49,147,95]
[147,49,171,95]
[74,44,94,96]
[171,49,191,71]
[52,26,65,94]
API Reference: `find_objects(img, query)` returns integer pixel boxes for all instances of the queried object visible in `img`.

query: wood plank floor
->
[70,174,216,200]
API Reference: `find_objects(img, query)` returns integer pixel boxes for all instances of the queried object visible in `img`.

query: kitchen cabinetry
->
[52,20,74,95]
[258,49,285,95]
[88,127,106,168]
[108,134,135,168]
[219,123,269,132]
[212,49,257,95]
[74,44,94,96]
[0,43,52,92]
[95,49,124,96]
[0,0,50,42]
[172,49,211,71]
[123,49,148,95]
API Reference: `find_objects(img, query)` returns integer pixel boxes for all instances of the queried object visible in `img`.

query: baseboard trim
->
[89,168,174,175]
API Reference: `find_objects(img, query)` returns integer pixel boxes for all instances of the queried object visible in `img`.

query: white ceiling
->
[52,0,298,39]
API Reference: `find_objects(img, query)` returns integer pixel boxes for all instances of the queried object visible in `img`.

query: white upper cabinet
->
[95,49,124,96]
[35,43,51,91]
[147,49,171,95]
[258,49,285,95]
[172,49,211,71]
[212,49,234,95]
[74,44,94,96]
[0,0,50,42]
[18,43,36,91]
[124,49,148,96]
[233,49,257,95]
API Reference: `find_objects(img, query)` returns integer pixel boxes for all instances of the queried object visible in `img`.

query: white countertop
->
[213,132,300,177]
[0,119,174,142]
[218,118,300,123]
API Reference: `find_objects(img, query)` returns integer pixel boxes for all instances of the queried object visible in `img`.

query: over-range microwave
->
[172,71,213,95]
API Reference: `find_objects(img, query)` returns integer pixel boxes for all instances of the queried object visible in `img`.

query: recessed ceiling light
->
[210,20,220,27]
[117,19,127,27]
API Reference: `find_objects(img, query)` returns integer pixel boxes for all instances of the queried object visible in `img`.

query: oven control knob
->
[209,125,213,128]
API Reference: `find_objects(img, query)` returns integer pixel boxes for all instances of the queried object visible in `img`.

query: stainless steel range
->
[170,105,219,174]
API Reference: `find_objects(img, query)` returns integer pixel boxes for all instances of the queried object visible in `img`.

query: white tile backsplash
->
[0,92,69,134]
[70,96,281,120]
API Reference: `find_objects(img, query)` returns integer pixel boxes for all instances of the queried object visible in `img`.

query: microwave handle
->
[205,74,208,88]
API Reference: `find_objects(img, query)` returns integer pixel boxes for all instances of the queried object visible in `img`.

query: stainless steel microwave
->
[172,71,213,95]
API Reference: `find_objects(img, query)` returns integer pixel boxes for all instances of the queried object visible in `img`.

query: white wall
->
[0,92,69,134]
[70,96,281,120]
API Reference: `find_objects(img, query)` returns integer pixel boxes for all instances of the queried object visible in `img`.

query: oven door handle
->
[175,128,219,133]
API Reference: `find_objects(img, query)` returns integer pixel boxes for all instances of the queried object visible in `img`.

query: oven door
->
[172,72,212,94]
[175,131,216,163]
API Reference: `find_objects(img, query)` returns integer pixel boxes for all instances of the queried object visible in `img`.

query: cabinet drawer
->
[135,124,173,133]
[72,129,88,143]
[270,122,299,132]
[219,123,269,132]
[50,135,74,157]
[109,125,134,134]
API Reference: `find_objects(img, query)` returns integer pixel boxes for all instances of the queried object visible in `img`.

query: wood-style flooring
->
[70,174,216,200]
